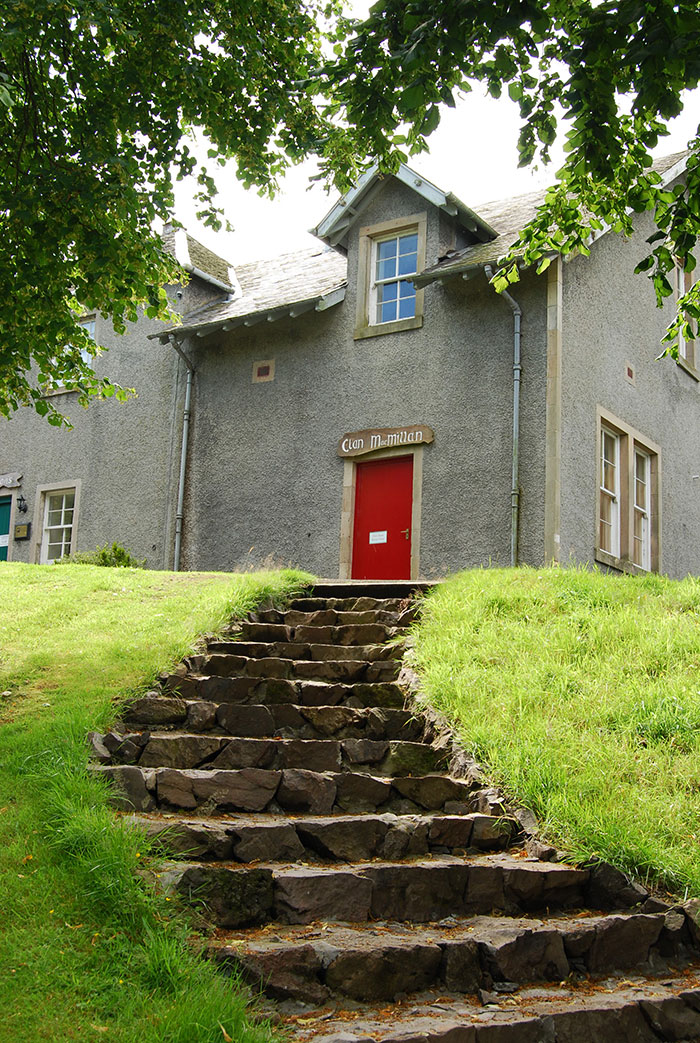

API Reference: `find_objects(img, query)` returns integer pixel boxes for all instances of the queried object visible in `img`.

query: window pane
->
[48,493,63,513]
[399,233,418,255]
[398,297,415,319]
[599,494,614,553]
[398,251,417,276]
[48,509,63,527]
[601,430,617,494]
[379,299,398,323]
[376,255,397,282]
[377,239,397,260]
[635,451,648,511]
[378,282,397,303]
[64,492,75,509]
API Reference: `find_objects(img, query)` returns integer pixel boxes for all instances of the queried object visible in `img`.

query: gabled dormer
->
[311,163,499,341]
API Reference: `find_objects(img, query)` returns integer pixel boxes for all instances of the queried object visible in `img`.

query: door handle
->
[400,528,410,540]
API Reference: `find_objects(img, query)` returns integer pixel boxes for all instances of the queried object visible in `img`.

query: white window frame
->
[595,410,660,574]
[33,480,82,564]
[632,448,651,572]
[599,426,620,558]
[354,212,427,341]
[369,230,419,327]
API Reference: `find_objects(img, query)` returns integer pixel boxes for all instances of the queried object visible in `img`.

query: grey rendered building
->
[1,152,697,580]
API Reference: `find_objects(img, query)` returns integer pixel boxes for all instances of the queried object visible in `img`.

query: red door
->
[352,455,413,579]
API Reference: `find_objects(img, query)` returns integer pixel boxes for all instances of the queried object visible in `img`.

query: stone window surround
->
[595,408,661,575]
[339,445,424,580]
[354,212,427,341]
[32,479,82,564]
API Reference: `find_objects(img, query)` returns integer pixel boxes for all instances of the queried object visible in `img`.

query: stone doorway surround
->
[339,444,424,580]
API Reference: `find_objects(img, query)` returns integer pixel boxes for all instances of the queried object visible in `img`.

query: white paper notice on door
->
[369,530,388,545]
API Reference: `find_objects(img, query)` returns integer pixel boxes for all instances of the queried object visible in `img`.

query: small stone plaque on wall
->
[338,424,434,458]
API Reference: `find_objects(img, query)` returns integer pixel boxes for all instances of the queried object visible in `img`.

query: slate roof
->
[415,151,688,287]
[157,246,348,342]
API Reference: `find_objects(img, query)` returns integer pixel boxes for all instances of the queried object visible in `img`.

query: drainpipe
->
[169,336,194,572]
[485,265,522,567]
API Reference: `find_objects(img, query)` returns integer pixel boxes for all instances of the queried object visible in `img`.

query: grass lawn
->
[0,562,312,1043]
[414,566,700,899]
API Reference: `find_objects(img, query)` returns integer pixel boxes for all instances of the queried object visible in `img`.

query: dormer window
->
[354,213,427,340]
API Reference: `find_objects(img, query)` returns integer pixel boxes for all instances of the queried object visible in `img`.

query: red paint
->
[352,455,413,579]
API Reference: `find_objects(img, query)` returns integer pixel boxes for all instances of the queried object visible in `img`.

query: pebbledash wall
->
[0,282,212,570]
[177,179,549,577]
[1,159,699,580]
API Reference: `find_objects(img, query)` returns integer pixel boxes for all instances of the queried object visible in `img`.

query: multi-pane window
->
[596,415,659,573]
[599,427,620,557]
[42,490,75,562]
[633,449,651,570]
[674,261,695,369]
[372,233,418,324]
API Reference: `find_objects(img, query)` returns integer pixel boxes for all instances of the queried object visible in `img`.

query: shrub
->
[59,541,145,567]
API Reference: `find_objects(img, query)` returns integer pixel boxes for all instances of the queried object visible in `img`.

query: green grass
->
[0,562,313,1043]
[414,566,700,898]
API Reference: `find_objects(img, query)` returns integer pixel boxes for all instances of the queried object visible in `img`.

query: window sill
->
[354,315,423,341]
[595,549,650,576]
[677,357,700,382]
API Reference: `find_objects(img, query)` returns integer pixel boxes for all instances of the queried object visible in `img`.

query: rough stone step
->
[205,640,404,663]
[159,675,407,709]
[210,909,694,1005]
[122,699,419,741]
[239,621,402,646]
[129,811,518,863]
[216,703,422,741]
[280,974,700,1043]
[102,733,447,775]
[255,608,419,627]
[162,854,592,928]
[98,764,480,816]
[288,597,407,613]
[200,655,401,683]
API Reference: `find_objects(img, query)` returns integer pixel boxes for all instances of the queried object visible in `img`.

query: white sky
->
[173,81,700,268]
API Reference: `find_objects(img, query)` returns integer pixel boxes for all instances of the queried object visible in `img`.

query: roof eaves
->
[416,151,691,288]
[152,283,347,343]
[311,162,498,247]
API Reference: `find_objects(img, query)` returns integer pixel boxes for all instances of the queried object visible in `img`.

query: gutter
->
[168,336,194,572]
[484,265,522,567]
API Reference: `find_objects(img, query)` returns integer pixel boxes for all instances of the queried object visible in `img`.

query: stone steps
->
[286,596,411,612]
[129,811,518,863]
[98,764,479,814]
[200,654,401,682]
[163,854,591,928]
[239,621,404,645]
[205,640,404,662]
[210,910,695,1006]
[284,974,700,1043]
[100,732,447,775]
[122,698,416,736]
[255,607,419,626]
[159,675,407,708]
[93,581,700,1041]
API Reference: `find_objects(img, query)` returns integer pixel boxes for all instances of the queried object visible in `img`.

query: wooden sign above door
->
[338,425,434,458]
